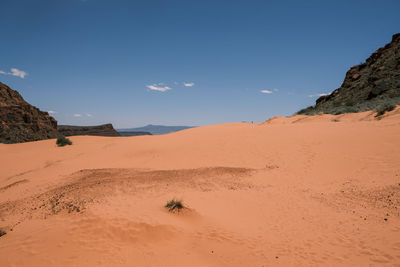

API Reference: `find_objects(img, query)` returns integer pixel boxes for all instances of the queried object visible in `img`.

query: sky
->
[1,0,399,128]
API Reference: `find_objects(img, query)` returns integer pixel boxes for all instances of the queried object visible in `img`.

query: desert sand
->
[1,109,400,267]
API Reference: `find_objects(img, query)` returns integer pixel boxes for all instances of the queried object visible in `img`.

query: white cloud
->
[261,90,273,94]
[183,82,195,87]
[146,84,172,92]
[48,110,57,114]
[0,68,28,78]
[308,93,328,97]
[10,68,27,78]
[73,114,82,117]
[86,113,93,117]
[273,88,279,92]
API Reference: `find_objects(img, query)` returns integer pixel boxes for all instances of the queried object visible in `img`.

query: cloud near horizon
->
[183,82,195,87]
[0,68,28,78]
[146,84,172,92]
[73,114,82,117]
[260,90,273,94]
[48,110,57,114]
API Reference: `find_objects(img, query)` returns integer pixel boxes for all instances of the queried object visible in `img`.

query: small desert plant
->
[165,199,184,212]
[56,136,72,147]
[0,229,6,237]
[375,103,396,117]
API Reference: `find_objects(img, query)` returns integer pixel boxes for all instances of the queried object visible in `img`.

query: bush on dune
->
[165,199,184,212]
[375,103,396,117]
[56,136,72,147]
[0,229,6,237]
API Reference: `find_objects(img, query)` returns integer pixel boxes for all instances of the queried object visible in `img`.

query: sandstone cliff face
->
[0,82,58,143]
[299,33,400,115]
[58,124,120,137]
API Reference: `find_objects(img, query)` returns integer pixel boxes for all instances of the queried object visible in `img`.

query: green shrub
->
[56,136,72,147]
[345,99,356,106]
[375,103,396,117]
[296,106,314,115]
[297,96,400,116]
[332,101,342,107]
[165,199,184,212]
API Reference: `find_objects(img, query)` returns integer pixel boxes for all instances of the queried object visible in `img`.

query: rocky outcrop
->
[58,124,120,137]
[299,33,400,115]
[0,82,58,143]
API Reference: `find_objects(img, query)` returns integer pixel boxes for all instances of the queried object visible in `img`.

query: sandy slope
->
[1,109,400,266]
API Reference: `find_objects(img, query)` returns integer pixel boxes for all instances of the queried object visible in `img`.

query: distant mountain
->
[58,124,120,137]
[117,124,195,135]
[0,82,58,143]
[298,33,400,115]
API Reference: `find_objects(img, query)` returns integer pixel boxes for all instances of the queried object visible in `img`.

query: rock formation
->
[0,82,58,143]
[58,124,120,137]
[299,33,400,115]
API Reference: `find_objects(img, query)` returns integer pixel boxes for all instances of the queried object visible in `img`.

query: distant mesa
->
[299,33,400,115]
[117,124,195,135]
[57,124,120,137]
[118,131,152,137]
[0,82,58,143]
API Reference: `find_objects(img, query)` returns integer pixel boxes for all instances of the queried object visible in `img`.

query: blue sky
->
[1,0,399,128]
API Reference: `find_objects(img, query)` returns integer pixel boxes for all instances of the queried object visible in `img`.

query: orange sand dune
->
[1,108,400,266]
